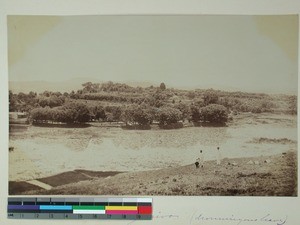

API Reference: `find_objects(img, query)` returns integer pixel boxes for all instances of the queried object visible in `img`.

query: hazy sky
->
[8,15,298,94]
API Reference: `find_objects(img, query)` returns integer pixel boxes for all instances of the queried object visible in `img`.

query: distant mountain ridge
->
[9,79,158,94]
[10,80,82,94]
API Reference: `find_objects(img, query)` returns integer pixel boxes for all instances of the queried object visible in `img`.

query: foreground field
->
[23,151,297,196]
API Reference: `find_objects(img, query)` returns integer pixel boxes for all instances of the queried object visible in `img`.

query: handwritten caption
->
[190,212,287,225]
[127,211,287,225]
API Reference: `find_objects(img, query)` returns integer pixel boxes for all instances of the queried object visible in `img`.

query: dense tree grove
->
[30,102,92,123]
[38,95,65,108]
[9,91,38,112]
[9,81,296,128]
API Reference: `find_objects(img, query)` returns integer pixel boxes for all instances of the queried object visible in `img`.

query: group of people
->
[195,147,222,168]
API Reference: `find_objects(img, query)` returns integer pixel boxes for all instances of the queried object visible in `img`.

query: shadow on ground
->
[9,170,122,195]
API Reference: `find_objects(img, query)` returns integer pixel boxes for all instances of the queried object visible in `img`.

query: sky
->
[8,15,298,94]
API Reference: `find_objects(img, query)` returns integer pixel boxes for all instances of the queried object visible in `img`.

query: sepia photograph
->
[8,15,297,196]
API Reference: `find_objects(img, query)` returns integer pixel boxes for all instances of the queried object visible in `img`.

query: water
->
[9,113,297,181]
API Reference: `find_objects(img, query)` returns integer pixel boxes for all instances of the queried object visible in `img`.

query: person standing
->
[199,150,204,168]
[195,158,200,168]
[216,147,222,165]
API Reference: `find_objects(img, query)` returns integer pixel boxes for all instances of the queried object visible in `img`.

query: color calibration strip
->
[8,197,152,220]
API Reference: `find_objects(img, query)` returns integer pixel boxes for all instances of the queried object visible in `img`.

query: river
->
[9,113,297,181]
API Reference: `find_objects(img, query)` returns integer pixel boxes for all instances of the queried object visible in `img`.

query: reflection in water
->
[112,127,230,149]
[9,124,29,134]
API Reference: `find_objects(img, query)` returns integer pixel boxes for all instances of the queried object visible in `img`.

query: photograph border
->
[1,0,299,224]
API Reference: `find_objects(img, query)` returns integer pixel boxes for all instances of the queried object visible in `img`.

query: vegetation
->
[104,105,122,122]
[121,104,153,126]
[9,81,297,129]
[30,102,92,124]
[287,95,297,115]
[156,106,182,126]
[203,90,219,105]
[200,104,228,124]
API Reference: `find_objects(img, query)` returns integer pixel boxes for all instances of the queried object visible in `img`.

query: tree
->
[69,102,91,123]
[51,108,66,123]
[49,95,64,107]
[57,102,92,123]
[82,82,93,93]
[41,91,51,97]
[9,90,17,111]
[122,104,153,126]
[38,97,49,107]
[174,102,190,121]
[186,91,196,99]
[190,105,201,122]
[28,91,37,98]
[156,106,182,125]
[148,90,168,107]
[94,105,106,121]
[38,95,64,108]
[30,107,44,122]
[203,90,219,106]
[30,106,52,122]
[199,104,228,124]
[105,105,122,122]
[160,82,166,91]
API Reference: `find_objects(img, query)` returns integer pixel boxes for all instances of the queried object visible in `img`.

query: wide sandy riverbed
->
[9,113,297,181]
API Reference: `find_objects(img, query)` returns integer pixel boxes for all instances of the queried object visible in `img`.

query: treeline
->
[28,101,228,127]
[30,103,91,123]
[9,81,297,127]
[9,90,67,112]
[75,93,147,105]
[30,103,123,124]
[72,82,291,114]
[27,89,230,126]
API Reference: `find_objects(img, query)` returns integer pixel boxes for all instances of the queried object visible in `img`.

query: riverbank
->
[20,151,297,196]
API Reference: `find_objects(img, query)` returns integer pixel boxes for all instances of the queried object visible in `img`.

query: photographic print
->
[8,15,297,196]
